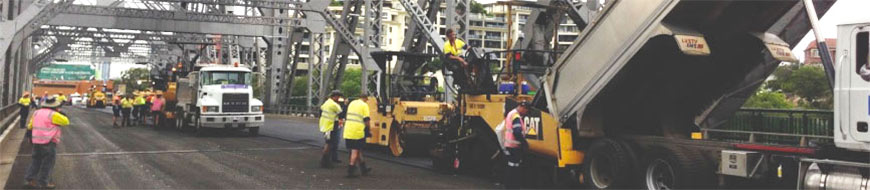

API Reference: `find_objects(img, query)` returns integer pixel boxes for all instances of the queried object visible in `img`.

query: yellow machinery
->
[87,90,107,108]
[428,49,583,182]
[364,51,452,156]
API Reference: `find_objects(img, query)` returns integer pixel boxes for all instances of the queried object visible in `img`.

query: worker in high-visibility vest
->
[319,90,344,168]
[502,101,530,189]
[112,93,122,128]
[55,93,67,106]
[134,92,147,126]
[18,92,36,130]
[121,94,135,127]
[343,93,373,178]
[23,95,69,189]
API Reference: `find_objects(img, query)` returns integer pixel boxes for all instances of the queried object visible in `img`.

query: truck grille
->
[222,93,249,113]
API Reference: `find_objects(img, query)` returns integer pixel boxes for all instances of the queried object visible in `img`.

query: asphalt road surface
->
[3,107,499,189]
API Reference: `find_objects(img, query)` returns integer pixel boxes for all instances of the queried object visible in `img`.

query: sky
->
[477,0,870,62]
[791,0,870,62]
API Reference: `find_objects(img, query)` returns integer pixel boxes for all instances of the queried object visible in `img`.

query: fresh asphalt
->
[3,106,500,189]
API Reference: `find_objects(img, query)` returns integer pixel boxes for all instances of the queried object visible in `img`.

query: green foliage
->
[743,90,794,109]
[340,68,362,98]
[470,0,487,14]
[288,75,309,106]
[252,73,264,100]
[120,68,151,94]
[765,65,832,109]
[330,0,343,6]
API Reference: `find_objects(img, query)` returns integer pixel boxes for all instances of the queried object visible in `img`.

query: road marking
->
[17,146,312,157]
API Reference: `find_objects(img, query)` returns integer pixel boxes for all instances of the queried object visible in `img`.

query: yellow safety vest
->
[134,96,146,105]
[19,97,31,106]
[121,98,134,108]
[319,99,343,132]
[57,95,67,102]
[343,99,370,140]
[444,39,465,56]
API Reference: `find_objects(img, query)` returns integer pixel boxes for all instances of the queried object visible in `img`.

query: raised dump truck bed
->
[541,0,835,138]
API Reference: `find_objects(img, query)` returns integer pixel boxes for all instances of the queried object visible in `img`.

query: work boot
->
[332,159,342,164]
[23,180,37,189]
[319,155,332,168]
[360,162,372,176]
[346,165,358,178]
[42,183,56,189]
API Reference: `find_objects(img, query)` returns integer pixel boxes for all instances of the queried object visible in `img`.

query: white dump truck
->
[173,64,264,136]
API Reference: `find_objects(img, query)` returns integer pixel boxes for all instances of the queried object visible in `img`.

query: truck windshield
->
[202,71,251,86]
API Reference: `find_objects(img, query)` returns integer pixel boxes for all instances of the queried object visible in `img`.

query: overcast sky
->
[477,0,869,62]
[792,0,870,62]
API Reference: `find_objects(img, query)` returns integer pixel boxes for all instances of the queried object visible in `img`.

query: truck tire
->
[642,145,713,190]
[248,127,259,136]
[194,114,205,137]
[175,110,185,131]
[581,138,636,189]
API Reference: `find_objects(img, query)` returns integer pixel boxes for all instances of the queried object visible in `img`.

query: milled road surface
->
[3,107,499,189]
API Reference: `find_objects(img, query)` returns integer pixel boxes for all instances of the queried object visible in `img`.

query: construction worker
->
[134,92,147,126]
[319,90,344,168]
[343,93,373,178]
[121,94,135,127]
[55,93,67,105]
[23,95,69,189]
[444,28,467,68]
[18,92,36,129]
[150,91,165,128]
[40,91,49,103]
[502,101,530,189]
[112,93,122,128]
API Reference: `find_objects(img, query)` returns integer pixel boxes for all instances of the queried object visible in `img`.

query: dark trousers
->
[19,108,29,129]
[122,108,132,126]
[504,147,525,189]
[326,130,340,161]
[138,105,147,124]
[25,143,56,186]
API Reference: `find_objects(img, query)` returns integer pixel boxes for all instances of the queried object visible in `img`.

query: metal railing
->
[0,105,21,136]
[703,108,834,147]
[265,105,317,118]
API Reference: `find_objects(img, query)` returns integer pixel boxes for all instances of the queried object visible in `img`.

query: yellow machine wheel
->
[389,124,405,157]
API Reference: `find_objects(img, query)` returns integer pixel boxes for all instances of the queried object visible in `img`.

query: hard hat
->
[330,90,343,97]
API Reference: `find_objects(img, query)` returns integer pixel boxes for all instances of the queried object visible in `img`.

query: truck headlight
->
[202,106,219,113]
[251,106,262,112]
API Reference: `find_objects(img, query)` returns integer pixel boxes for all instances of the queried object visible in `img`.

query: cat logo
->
[523,116,543,140]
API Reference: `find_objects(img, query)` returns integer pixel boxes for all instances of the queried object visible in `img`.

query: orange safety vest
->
[31,109,61,144]
[503,109,525,148]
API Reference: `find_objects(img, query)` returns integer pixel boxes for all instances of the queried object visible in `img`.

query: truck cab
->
[176,64,264,135]
[834,21,870,151]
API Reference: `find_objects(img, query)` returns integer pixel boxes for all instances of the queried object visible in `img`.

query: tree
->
[120,68,151,94]
[330,0,343,6]
[766,65,832,109]
[470,0,487,15]
[340,68,362,98]
[744,90,794,109]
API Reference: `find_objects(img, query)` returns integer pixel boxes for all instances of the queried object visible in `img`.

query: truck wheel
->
[174,112,183,130]
[194,116,205,137]
[642,145,712,190]
[581,139,636,189]
[248,127,259,136]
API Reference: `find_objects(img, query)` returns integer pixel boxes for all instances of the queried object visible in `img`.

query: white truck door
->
[848,28,870,142]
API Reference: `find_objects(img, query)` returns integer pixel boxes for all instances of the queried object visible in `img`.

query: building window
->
[811,49,819,58]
